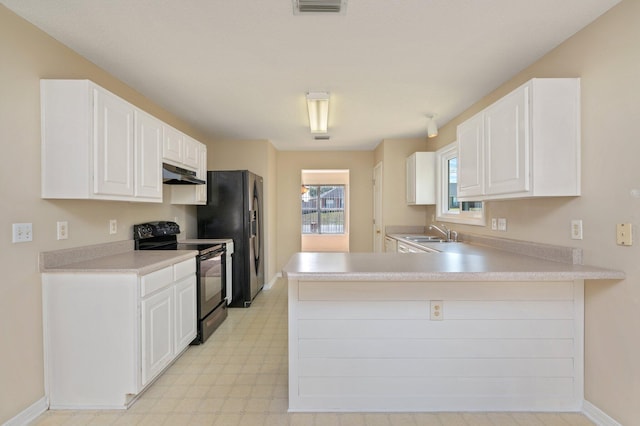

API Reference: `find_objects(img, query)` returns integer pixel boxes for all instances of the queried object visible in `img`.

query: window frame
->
[301,184,347,235]
[435,142,486,226]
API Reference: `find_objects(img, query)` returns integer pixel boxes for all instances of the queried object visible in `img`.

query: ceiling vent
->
[293,0,347,15]
[314,135,331,140]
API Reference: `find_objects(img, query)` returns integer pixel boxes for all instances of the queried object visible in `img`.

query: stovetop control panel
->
[133,221,181,240]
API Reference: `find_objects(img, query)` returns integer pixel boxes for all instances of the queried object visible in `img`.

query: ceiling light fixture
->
[306,92,330,134]
[426,114,438,138]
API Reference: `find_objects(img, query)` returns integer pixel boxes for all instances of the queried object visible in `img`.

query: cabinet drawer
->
[174,257,196,281]
[141,266,173,297]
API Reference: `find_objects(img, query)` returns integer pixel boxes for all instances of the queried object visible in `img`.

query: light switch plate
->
[497,218,507,231]
[109,219,117,235]
[616,223,632,246]
[491,218,497,230]
[12,223,33,243]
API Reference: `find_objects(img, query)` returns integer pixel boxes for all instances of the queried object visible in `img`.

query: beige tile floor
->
[32,279,595,426]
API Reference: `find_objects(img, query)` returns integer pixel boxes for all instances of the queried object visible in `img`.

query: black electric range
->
[133,221,227,344]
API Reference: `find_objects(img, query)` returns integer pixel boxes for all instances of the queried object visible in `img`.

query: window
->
[435,142,485,226]
[301,185,345,234]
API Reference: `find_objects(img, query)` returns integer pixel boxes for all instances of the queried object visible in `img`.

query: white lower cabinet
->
[397,241,433,253]
[42,257,196,409]
[384,236,397,252]
[174,275,198,352]
[141,286,174,387]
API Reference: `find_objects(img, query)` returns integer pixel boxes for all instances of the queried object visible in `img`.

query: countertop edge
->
[283,270,626,281]
[41,250,198,275]
[282,248,626,282]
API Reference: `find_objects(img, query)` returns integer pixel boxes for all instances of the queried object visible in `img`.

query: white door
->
[93,88,135,196]
[174,276,197,353]
[373,162,383,252]
[457,112,484,198]
[141,287,174,386]
[134,110,163,200]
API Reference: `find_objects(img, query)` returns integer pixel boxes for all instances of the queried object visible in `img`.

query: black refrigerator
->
[197,170,264,307]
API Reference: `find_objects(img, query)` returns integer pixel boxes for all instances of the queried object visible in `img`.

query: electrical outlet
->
[491,218,497,230]
[616,223,632,246]
[571,219,583,240]
[12,223,33,243]
[497,218,507,231]
[109,219,117,235]
[57,221,68,240]
[430,300,444,321]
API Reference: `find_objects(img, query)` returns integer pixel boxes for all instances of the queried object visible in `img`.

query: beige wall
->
[207,139,278,283]
[373,138,432,231]
[277,151,374,269]
[0,6,213,422]
[426,1,639,423]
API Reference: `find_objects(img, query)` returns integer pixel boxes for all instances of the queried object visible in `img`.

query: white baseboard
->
[583,400,622,426]
[263,272,282,290]
[2,397,48,426]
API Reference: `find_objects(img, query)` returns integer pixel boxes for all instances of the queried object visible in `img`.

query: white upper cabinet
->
[195,145,208,204]
[457,113,484,199]
[41,79,162,202]
[134,110,164,200]
[162,127,203,172]
[183,135,201,170]
[170,144,208,205]
[162,125,184,166]
[457,78,580,201]
[94,88,135,197]
[406,152,436,205]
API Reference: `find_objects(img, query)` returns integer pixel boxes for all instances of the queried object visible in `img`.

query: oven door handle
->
[199,250,224,261]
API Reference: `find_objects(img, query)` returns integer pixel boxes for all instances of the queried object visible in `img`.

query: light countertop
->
[41,250,197,275]
[283,244,625,282]
[40,241,197,275]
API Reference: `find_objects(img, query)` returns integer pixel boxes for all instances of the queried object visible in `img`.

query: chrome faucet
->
[429,223,456,242]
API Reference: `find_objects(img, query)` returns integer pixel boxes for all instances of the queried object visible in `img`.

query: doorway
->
[300,169,350,252]
[373,162,383,252]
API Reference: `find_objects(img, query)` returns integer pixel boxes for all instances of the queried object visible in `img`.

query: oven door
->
[198,249,225,319]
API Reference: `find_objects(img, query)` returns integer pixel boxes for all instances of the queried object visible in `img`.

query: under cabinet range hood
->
[162,163,205,185]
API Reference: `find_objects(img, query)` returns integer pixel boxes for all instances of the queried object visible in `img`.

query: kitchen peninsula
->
[283,236,624,413]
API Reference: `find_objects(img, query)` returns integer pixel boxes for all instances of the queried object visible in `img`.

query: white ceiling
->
[2,0,621,151]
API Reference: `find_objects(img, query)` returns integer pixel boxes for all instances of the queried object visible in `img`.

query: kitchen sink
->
[405,236,445,243]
